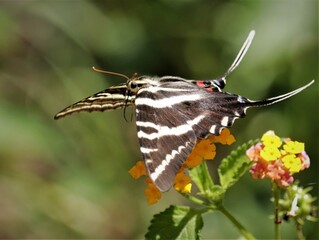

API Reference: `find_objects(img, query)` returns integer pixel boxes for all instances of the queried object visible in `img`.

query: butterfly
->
[55,30,314,192]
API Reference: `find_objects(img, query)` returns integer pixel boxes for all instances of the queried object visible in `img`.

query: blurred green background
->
[0,0,317,238]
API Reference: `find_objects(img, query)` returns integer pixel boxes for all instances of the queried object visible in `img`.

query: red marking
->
[196,80,205,88]
[196,80,213,92]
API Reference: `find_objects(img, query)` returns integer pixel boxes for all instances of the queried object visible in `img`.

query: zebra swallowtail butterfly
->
[54,30,314,192]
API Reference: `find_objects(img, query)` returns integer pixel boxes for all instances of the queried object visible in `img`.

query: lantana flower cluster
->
[246,131,310,188]
[129,128,235,204]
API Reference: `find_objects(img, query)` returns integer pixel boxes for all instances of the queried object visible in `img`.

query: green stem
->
[294,218,305,240]
[272,182,281,240]
[218,205,256,240]
[179,192,208,206]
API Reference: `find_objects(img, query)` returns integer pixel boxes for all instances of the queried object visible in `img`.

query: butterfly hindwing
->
[134,79,251,191]
[135,81,198,191]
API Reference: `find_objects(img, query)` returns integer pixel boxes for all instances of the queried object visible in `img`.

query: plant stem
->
[294,218,305,240]
[272,182,281,240]
[180,192,208,206]
[218,205,256,240]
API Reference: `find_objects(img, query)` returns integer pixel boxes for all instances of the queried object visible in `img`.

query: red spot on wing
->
[196,80,205,88]
[196,80,213,92]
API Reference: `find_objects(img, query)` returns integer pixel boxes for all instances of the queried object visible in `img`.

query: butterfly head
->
[126,76,150,94]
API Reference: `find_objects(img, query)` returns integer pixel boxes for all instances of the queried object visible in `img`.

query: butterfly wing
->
[54,72,313,192]
[54,83,134,119]
[134,78,314,191]
[134,79,250,191]
[135,82,197,191]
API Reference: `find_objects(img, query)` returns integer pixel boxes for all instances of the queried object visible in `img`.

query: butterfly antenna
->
[93,67,135,122]
[92,66,130,81]
[214,30,255,89]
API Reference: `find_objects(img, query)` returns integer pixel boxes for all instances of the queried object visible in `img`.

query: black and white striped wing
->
[135,78,314,192]
[134,80,249,192]
[55,83,134,119]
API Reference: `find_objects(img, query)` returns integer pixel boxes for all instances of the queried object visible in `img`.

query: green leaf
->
[189,160,214,194]
[218,140,258,190]
[145,205,203,240]
[189,161,224,203]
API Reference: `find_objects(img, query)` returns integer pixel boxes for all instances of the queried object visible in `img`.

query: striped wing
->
[135,80,248,191]
[54,72,313,192]
[54,83,134,119]
[135,79,314,192]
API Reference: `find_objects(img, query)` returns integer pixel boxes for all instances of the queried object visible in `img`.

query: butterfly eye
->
[129,81,138,90]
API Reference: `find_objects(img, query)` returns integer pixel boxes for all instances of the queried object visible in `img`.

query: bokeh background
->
[0,0,317,239]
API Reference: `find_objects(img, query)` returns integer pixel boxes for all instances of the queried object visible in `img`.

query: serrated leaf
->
[145,205,203,240]
[218,140,258,190]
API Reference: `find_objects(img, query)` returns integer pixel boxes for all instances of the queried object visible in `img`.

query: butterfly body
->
[54,31,314,192]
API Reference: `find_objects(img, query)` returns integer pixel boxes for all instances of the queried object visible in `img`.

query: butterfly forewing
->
[54,83,134,119]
